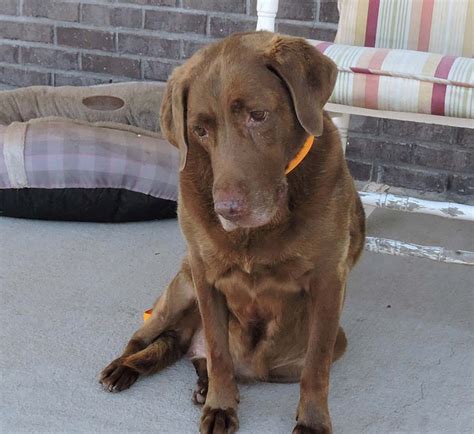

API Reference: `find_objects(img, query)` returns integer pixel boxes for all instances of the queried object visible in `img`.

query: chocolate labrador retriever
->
[100,31,365,433]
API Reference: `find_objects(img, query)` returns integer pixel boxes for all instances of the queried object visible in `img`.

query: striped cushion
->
[335,0,473,57]
[311,41,473,118]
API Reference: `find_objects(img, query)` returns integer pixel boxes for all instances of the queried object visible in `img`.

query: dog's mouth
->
[218,211,275,231]
[216,185,288,232]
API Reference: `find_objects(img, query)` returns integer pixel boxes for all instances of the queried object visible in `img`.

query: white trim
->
[359,191,474,221]
[359,183,390,218]
[365,237,474,266]
[3,122,28,188]
[325,103,474,129]
[329,112,350,153]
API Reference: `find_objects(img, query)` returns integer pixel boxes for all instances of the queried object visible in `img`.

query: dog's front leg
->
[293,272,346,434]
[190,255,239,434]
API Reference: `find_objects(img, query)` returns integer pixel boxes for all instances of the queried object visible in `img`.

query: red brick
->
[54,73,113,87]
[23,0,79,22]
[0,65,51,86]
[347,137,412,165]
[81,5,142,29]
[0,20,53,43]
[209,16,256,38]
[378,164,448,193]
[319,1,339,23]
[412,145,471,172]
[0,45,19,63]
[118,33,180,59]
[145,10,206,35]
[382,119,455,144]
[347,159,372,181]
[143,59,180,81]
[184,0,245,13]
[1,0,18,15]
[457,129,474,148]
[82,53,141,79]
[182,40,209,59]
[276,22,336,40]
[349,115,380,134]
[250,0,314,20]
[21,46,79,71]
[117,0,175,5]
[57,27,114,51]
[449,174,474,198]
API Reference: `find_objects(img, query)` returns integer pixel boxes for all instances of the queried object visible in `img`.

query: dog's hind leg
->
[100,258,198,392]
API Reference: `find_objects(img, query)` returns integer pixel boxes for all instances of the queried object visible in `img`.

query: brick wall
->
[0,0,338,86]
[347,118,472,201]
[0,0,472,202]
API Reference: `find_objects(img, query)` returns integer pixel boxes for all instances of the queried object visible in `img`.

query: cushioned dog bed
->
[0,83,179,222]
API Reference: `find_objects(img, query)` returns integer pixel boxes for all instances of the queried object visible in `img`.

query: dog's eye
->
[249,111,268,122]
[193,126,208,138]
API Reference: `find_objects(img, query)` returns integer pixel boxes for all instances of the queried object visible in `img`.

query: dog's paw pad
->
[200,407,238,434]
[99,358,139,392]
[292,423,331,434]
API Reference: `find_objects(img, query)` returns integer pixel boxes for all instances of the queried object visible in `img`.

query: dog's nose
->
[214,194,247,221]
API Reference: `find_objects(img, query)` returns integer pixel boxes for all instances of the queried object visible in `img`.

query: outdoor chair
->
[257,0,474,265]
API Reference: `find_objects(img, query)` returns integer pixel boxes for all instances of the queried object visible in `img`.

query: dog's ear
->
[264,35,337,137]
[160,69,189,171]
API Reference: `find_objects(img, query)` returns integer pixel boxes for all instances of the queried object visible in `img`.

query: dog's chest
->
[214,255,312,297]
[214,256,312,331]
[213,258,312,379]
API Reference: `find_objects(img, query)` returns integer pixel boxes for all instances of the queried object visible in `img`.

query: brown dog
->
[100,31,365,434]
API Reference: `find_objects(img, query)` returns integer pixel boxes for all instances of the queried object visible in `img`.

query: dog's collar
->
[285,135,315,175]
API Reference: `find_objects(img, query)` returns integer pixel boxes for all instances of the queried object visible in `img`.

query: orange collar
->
[285,135,315,175]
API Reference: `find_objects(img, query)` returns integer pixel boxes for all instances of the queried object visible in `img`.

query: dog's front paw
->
[292,423,331,434]
[99,357,139,392]
[200,406,238,434]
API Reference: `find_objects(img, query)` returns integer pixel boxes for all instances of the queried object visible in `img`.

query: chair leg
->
[256,0,279,31]
[329,112,350,154]
[361,182,390,219]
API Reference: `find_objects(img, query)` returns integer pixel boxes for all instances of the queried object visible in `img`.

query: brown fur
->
[100,32,365,434]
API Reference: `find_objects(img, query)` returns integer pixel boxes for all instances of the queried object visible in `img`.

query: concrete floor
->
[0,209,473,433]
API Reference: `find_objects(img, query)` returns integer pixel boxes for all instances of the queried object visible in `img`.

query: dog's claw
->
[193,388,208,405]
[192,377,209,405]
[200,407,238,434]
[99,358,139,392]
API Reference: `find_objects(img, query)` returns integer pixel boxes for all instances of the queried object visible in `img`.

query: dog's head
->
[161,32,337,231]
